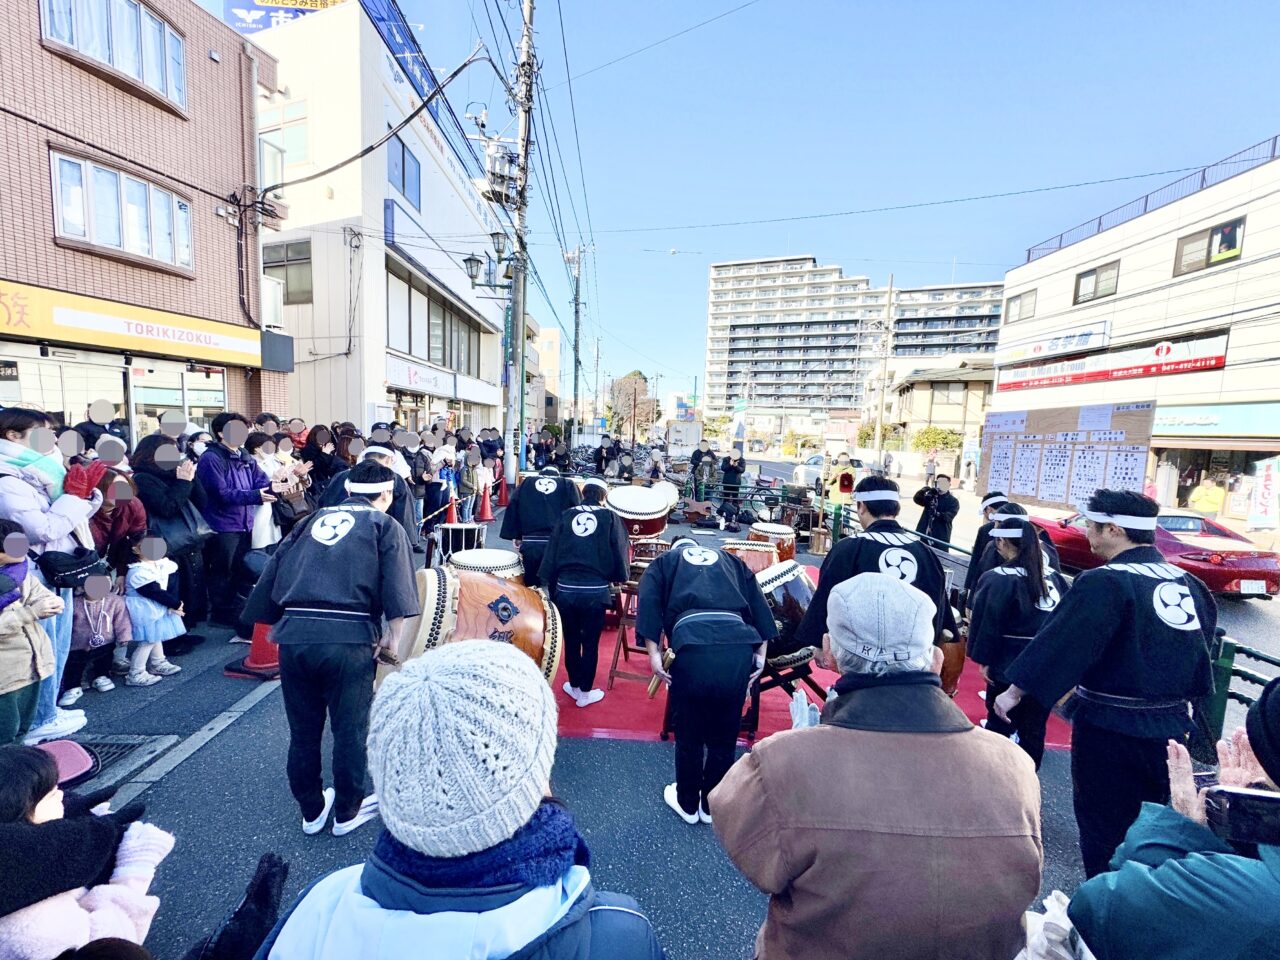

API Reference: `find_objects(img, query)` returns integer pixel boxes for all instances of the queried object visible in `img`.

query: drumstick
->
[647,648,675,698]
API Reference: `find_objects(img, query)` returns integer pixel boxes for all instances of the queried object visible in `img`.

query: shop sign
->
[1153,401,1280,438]
[1248,457,1279,531]
[998,335,1226,392]
[222,0,347,35]
[0,279,262,367]
[995,322,1109,367]
[386,354,453,396]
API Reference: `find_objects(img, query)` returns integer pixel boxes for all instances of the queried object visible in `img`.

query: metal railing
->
[1025,134,1280,262]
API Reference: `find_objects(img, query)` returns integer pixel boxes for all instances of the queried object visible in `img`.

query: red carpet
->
[554,629,1071,749]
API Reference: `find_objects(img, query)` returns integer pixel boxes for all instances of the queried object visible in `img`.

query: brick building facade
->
[0,0,291,433]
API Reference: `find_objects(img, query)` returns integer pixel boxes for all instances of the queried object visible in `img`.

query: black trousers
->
[61,647,114,693]
[279,643,375,822]
[1071,719,1171,877]
[985,679,1050,770]
[560,598,607,692]
[173,546,208,628]
[518,540,549,589]
[204,531,250,625]
[669,643,754,815]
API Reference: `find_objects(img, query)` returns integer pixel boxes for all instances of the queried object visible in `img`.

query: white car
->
[792,455,868,492]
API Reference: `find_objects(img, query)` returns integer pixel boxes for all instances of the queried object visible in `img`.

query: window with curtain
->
[429,296,444,365]
[387,273,410,353]
[410,286,429,359]
[43,0,184,107]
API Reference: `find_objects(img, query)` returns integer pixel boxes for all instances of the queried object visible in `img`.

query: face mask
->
[192,442,208,456]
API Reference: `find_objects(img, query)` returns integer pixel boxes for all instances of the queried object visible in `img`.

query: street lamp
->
[490,231,507,260]
[463,252,483,286]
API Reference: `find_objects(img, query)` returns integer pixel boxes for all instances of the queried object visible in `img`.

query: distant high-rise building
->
[703,257,1002,423]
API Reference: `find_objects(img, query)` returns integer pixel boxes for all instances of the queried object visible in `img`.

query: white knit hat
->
[827,573,935,664]
[367,640,557,857]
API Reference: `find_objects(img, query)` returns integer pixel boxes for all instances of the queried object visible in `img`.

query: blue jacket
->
[1070,802,1280,960]
[196,443,270,534]
[253,852,665,960]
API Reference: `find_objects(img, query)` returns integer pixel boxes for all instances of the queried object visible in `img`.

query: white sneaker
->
[126,672,161,687]
[663,783,699,825]
[92,677,116,693]
[302,787,335,835]
[562,682,582,702]
[576,689,605,708]
[333,795,379,836]
[23,711,87,745]
[148,660,182,677]
[57,706,85,719]
[698,804,713,825]
[58,687,83,707]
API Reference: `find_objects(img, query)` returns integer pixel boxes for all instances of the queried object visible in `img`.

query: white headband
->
[989,512,1023,522]
[989,527,1026,539]
[980,495,1008,510]
[1081,509,1158,531]
[345,480,394,494]
[671,537,698,549]
[361,446,396,460]
[582,478,608,492]
[855,491,900,503]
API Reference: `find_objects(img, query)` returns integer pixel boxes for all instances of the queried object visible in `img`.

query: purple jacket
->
[196,443,270,534]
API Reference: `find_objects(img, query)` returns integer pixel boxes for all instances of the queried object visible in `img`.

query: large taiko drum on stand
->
[448,548,525,583]
[410,567,562,683]
[607,485,670,538]
[755,559,818,660]
[722,539,779,575]
[437,522,485,562]
[748,522,797,562]
[629,537,671,583]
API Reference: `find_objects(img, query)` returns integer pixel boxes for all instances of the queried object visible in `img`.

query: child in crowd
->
[0,745,174,958]
[60,575,133,707]
[0,519,61,745]
[121,535,184,688]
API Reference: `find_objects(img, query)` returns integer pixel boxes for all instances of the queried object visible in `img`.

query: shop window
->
[429,295,445,365]
[1005,289,1036,323]
[387,272,410,353]
[53,152,193,268]
[1174,217,1245,277]
[410,286,429,359]
[931,382,965,405]
[387,134,421,210]
[263,241,312,304]
[42,0,186,109]
[1073,260,1119,305]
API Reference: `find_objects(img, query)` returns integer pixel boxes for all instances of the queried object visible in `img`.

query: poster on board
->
[979,401,1156,511]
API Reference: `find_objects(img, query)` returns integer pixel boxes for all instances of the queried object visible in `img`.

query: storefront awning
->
[1152,437,1280,453]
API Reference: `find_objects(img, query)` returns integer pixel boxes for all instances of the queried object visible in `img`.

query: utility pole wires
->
[566,245,583,447]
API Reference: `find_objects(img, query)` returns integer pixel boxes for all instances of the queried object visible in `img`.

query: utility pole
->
[593,337,601,425]
[504,0,537,483]
[566,246,583,448]
[872,273,893,473]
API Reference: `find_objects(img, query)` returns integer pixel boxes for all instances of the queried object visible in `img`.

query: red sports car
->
[1030,509,1280,599]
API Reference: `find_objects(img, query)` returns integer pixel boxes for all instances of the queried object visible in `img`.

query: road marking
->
[109,681,280,807]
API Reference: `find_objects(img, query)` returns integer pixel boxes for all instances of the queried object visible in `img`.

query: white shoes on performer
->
[663,783,699,825]
[698,804,712,825]
[333,794,380,836]
[302,788,336,835]
[562,683,605,708]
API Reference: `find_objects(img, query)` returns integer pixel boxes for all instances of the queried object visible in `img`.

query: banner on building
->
[1248,457,1280,531]
[223,0,347,33]
[997,334,1227,392]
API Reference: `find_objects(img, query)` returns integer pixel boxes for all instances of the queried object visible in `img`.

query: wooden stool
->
[607,582,650,689]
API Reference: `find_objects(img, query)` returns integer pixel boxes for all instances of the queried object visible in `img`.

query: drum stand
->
[606,582,650,689]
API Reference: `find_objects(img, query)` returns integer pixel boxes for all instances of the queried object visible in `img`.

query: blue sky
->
[210,0,1280,401]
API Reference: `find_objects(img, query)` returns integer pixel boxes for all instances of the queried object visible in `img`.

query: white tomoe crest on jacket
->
[571,512,598,538]
[535,477,557,495]
[1036,577,1061,612]
[311,512,356,545]
[682,547,719,566]
[1152,581,1202,631]
[877,547,918,583]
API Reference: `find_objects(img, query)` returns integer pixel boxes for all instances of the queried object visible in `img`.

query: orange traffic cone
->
[225,622,280,680]
[497,474,509,507]
[475,485,495,522]
[445,497,459,524]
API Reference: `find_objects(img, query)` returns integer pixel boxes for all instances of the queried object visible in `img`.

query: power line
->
[544,0,765,88]
[554,0,595,247]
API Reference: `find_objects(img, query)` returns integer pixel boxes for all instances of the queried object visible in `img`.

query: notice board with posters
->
[978,401,1156,511]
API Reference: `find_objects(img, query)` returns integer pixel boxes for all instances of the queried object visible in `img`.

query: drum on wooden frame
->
[721,539,780,575]
[755,559,817,659]
[437,522,485,562]
[748,522,797,563]
[606,484,670,538]
[448,548,525,583]
[629,537,671,582]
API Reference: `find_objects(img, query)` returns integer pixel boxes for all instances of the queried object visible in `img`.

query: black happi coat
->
[322,468,420,547]
[241,498,419,646]
[1006,546,1217,739]
[540,504,630,604]
[967,564,1070,683]
[965,529,1062,600]
[635,543,776,652]
[499,475,583,541]
[796,518,954,649]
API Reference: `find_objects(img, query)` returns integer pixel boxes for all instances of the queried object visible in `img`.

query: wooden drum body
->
[607,485,670,538]
[411,567,562,683]
[722,539,780,575]
[755,559,817,658]
[629,537,671,583]
[748,522,797,562]
[448,548,525,584]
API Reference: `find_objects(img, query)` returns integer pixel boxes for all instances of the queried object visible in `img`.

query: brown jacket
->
[711,675,1042,960]
[0,571,56,696]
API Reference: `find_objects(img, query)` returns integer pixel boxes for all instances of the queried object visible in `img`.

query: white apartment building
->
[994,134,1280,519]
[253,2,518,432]
[704,256,1002,429]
